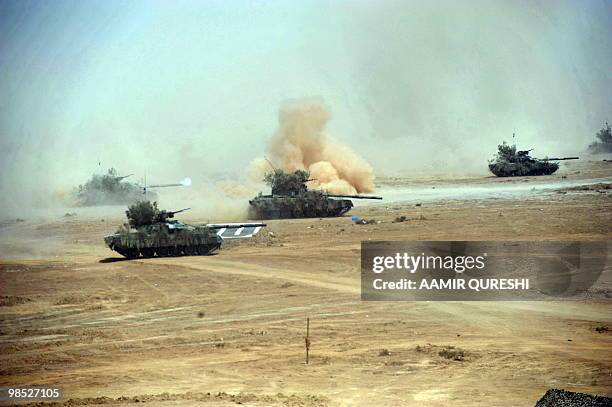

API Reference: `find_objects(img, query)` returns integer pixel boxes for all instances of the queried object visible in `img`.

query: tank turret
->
[104,201,266,258]
[249,169,382,219]
[265,169,311,196]
[153,207,190,223]
[75,168,156,206]
[488,142,579,177]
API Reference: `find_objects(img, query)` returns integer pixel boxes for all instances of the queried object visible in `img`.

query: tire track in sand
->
[138,257,361,295]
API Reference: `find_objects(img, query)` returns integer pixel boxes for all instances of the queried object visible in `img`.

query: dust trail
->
[250,98,376,194]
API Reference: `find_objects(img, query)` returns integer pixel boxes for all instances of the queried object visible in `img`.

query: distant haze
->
[1,0,611,216]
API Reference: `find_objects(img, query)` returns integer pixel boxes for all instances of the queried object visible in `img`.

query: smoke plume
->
[253,98,375,194]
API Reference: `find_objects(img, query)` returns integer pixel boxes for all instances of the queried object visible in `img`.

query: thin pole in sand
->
[305,317,311,364]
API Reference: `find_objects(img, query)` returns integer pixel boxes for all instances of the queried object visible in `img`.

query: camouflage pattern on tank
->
[488,142,579,177]
[104,221,222,258]
[249,169,382,219]
[75,168,156,206]
[249,191,354,219]
[104,201,265,258]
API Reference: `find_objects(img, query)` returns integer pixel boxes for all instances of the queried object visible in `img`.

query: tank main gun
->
[142,177,192,199]
[543,156,580,161]
[514,148,579,161]
[148,182,184,188]
[112,174,134,182]
[154,207,191,223]
[324,194,383,200]
[167,207,191,217]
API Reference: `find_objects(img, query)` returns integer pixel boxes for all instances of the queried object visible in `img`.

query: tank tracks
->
[114,243,221,259]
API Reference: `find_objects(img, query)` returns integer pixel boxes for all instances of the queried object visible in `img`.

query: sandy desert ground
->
[1,160,611,407]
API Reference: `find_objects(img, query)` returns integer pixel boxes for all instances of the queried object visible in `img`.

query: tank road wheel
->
[156,247,170,257]
[197,245,210,255]
[183,245,197,256]
[140,248,155,258]
[170,246,183,256]
[124,249,139,259]
[304,206,316,218]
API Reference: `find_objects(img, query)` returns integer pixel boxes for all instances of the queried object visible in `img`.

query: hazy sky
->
[1,0,611,212]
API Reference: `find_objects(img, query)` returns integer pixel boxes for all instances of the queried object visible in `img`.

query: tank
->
[248,169,382,219]
[488,142,579,177]
[104,201,266,258]
[75,168,157,206]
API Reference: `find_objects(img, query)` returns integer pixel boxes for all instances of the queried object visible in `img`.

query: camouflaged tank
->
[105,201,265,258]
[488,142,579,177]
[75,168,157,206]
[249,169,382,219]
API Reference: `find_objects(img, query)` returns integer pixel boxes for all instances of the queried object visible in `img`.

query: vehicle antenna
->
[264,156,277,172]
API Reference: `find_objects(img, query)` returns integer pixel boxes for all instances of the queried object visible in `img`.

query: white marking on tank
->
[234,227,245,236]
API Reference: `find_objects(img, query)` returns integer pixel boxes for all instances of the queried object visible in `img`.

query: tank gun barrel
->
[114,174,133,181]
[168,207,191,216]
[326,194,383,200]
[544,156,580,161]
[148,183,183,188]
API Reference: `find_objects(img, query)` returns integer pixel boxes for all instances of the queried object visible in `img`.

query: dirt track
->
[1,167,611,406]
